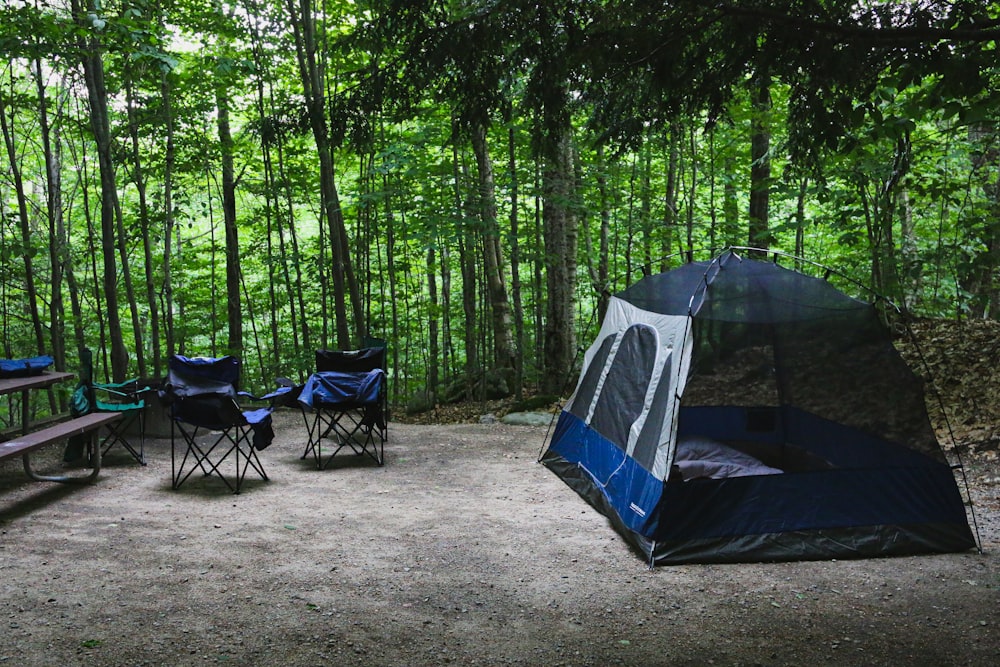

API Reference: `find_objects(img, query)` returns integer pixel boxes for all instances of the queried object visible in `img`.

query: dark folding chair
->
[299,347,388,469]
[160,355,274,494]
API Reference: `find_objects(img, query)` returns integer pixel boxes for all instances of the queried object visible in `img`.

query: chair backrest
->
[316,347,386,374]
[166,355,241,399]
[70,348,96,417]
[162,355,245,428]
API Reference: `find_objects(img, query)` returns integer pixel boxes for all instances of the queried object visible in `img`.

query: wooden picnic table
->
[0,371,74,435]
[0,371,120,483]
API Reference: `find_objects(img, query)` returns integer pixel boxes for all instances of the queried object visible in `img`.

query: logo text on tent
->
[629,502,646,517]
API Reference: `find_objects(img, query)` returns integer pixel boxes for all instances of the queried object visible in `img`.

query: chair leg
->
[305,407,385,469]
[100,410,146,466]
[171,422,267,494]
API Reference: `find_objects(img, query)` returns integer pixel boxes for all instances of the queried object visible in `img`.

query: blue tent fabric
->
[0,355,54,378]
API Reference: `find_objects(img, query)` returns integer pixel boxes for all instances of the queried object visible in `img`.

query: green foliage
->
[1,0,999,395]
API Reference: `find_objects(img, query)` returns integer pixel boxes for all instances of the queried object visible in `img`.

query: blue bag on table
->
[0,355,54,378]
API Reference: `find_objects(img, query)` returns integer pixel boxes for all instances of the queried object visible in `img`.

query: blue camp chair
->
[298,346,388,469]
[160,355,273,494]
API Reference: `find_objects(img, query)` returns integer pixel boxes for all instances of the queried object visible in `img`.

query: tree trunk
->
[32,59,68,373]
[507,115,525,399]
[426,243,440,400]
[663,125,680,268]
[723,151,739,248]
[469,123,516,380]
[72,0,128,380]
[162,72,177,360]
[532,163,545,381]
[541,123,578,395]
[0,76,46,357]
[78,139,109,373]
[795,177,808,263]
[748,72,773,253]
[440,228,454,386]
[685,128,698,258]
[640,139,653,274]
[864,133,910,308]
[586,143,611,322]
[453,140,478,399]
[125,77,156,377]
[216,84,243,357]
[286,0,362,349]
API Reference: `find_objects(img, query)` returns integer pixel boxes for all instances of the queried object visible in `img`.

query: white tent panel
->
[567,296,692,481]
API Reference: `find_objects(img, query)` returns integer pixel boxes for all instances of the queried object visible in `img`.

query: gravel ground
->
[1,411,997,666]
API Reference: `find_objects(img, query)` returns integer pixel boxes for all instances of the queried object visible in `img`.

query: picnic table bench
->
[0,372,121,484]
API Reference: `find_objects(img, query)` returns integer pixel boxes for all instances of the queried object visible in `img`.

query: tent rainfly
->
[541,250,976,565]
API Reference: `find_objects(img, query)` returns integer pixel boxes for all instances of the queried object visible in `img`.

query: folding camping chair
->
[161,355,274,494]
[299,346,388,469]
[63,348,149,466]
[89,351,151,465]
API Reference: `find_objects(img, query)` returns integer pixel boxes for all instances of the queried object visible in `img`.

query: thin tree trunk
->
[162,71,177,361]
[748,72,773,254]
[79,140,109,374]
[111,192,144,374]
[269,79,311,357]
[507,115,525,399]
[61,96,87,361]
[640,139,653,274]
[440,219,454,386]
[286,0,361,348]
[795,176,808,263]
[125,77,155,377]
[864,133,910,308]
[259,127,283,370]
[586,144,611,322]
[207,166,219,355]
[32,59,68,372]
[532,162,544,381]
[453,140,478,398]
[216,84,243,357]
[685,129,697,258]
[426,243,440,399]
[0,76,46,356]
[663,125,680,267]
[723,151,739,248]
[72,0,128,381]
[470,123,515,380]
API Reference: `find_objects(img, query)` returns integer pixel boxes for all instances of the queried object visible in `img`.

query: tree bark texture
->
[541,125,578,395]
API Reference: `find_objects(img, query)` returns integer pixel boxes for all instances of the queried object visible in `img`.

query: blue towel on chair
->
[297,370,384,410]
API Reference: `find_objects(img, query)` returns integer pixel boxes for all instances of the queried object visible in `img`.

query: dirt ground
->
[1,409,998,667]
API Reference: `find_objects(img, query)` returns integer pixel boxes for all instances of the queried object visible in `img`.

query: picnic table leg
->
[21,431,102,484]
[19,389,30,435]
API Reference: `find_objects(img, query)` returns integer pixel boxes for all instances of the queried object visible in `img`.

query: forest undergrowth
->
[400,318,1000,462]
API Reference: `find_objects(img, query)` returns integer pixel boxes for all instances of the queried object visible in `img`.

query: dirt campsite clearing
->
[1,409,998,667]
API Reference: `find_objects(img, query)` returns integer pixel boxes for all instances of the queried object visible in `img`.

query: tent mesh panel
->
[621,251,943,461]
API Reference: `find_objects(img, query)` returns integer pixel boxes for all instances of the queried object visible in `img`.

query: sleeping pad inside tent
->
[541,250,976,565]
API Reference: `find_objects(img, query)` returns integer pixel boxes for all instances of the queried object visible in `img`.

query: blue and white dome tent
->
[541,249,978,565]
